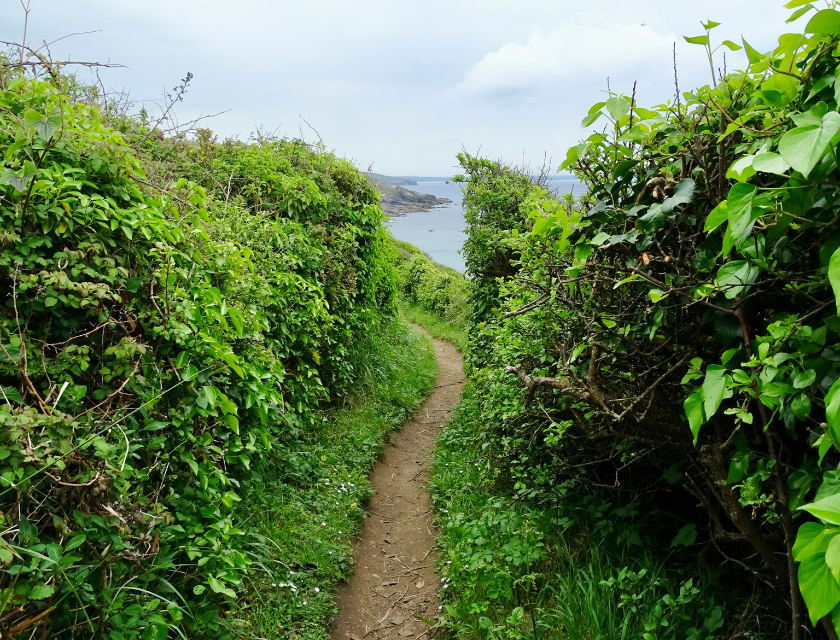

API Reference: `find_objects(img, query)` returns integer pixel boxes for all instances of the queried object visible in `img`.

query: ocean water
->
[387,177,583,274]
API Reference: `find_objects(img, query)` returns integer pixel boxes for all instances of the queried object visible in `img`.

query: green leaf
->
[590,232,611,246]
[605,97,630,121]
[702,20,721,30]
[793,369,817,388]
[785,0,813,8]
[1,387,25,404]
[799,493,840,524]
[721,40,742,51]
[715,260,759,299]
[27,584,55,600]
[684,389,704,445]
[788,5,816,23]
[580,112,602,128]
[798,552,840,624]
[829,247,840,314]
[684,35,710,46]
[792,393,812,420]
[827,535,840,583]
[23,108,61,142]
[704,200,729,232]
[752,152,791,175]
[779,111,840,178]
[742,38,765,64]
[661,178,695,213]
[65,534,86,552]
[806,9,840,36]
[44,297,57,308]
[670,523,698,548]
[702,365,728,420]
[726,155,757,183]
[794,522,837,560]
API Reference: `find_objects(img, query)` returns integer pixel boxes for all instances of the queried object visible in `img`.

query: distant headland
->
[366,173,452,217]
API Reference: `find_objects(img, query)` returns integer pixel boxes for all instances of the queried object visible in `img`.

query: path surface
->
[333,333,465,640]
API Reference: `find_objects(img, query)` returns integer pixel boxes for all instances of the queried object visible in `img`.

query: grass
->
[429,385,738,640]
[238,318,437,639]
[399,300,469,352]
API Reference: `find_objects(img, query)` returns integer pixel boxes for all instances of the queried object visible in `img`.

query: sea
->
[387,176,583,274]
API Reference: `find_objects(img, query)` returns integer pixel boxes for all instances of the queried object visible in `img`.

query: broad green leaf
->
[785,0,813,8]
[742,38,765,64]
[661,178,695,213]
[724,182,758,241]
[829,247,840,314]
[792,393,812,420]
[828,535,840,582]
[794,522,838,560]
[605,97,630,121]
[715,260,758,299]
[590,232,611,246]
[1,387,25,404]
[793,369,817,388]
[721,40,742,50]
[806,9,840,36]
[65,534,86,552]
[799,493,840,525]
[702,365,727,420]
[581,112,602,128]
[704,200,728,232]
[670,523,697,548]
[684,35,710,46]
[788,5,815,23]
[752,152,791,175]
[798,552,840,624]
[779,112,840,178]
[23,108,61,141]
[702,20,721,30]
[726,155,757,183]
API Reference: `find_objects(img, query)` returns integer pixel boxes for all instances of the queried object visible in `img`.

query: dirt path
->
[332,332,464,640]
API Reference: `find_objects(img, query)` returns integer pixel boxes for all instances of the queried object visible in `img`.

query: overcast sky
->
[4,1,794,175]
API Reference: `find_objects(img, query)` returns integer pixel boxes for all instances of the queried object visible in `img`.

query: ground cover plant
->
[393,239,470,351]
[0,55,400,638]
[432,3,840,637]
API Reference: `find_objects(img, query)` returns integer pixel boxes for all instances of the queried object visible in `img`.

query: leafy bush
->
[445,4,840,637]
[0,71,395,638]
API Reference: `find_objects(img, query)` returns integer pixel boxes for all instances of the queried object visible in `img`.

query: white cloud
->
[451,24,677,98]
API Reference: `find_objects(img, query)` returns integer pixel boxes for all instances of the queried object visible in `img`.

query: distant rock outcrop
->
[367,175,451,217]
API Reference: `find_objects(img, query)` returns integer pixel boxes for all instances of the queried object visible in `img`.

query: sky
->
[3,0,795,176]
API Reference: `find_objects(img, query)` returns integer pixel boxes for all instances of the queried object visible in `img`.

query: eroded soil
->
[332,333,464,640]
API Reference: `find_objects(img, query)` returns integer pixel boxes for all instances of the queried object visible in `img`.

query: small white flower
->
[443,584,448,589]
[446,561,452,565]
[272,583,277,587]
[322,522,327,526]
[464,565,468,569]
[441,577,446,582]
[329,551,333,554]
[314,587,320,593]
[303,601,307,605]
[339,531,342,534]
[439,606,442,610]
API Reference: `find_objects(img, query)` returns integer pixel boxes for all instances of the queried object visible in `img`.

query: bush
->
[445,5,840,637]
[0,72,394,638]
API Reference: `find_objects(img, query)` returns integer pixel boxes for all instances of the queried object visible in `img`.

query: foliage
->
[0,70,396,638]
[393,239,470,329]
[431,386,742,640]
[448,3,840,636]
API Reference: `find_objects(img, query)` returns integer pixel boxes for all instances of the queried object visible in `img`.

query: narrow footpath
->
[333,332,465,640]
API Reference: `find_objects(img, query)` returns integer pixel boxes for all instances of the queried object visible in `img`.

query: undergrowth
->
[398,301,468,353]
[240,319,437,639]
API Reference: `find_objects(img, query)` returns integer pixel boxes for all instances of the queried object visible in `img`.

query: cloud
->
[450,24,677,99]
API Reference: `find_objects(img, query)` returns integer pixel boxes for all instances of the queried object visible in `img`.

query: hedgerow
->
[447,4,840,638]
[0,66,395,638]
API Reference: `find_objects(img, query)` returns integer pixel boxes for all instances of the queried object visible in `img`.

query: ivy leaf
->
[778,111,840,178]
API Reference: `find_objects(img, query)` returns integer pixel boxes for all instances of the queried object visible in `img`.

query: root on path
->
[332,332,465,640]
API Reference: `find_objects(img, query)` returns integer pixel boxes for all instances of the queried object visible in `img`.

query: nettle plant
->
[465,2,840,637]
[0,70,395,638]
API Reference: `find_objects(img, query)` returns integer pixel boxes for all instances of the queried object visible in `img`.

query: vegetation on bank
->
[393,240,470,351]
[421,3,840,638]
[0,56,408,638]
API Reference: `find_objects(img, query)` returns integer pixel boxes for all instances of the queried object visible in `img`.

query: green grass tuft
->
[399,300,469,353]
[239,319,437,639]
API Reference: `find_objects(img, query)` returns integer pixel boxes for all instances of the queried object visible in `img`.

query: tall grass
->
[239,319,437,639]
